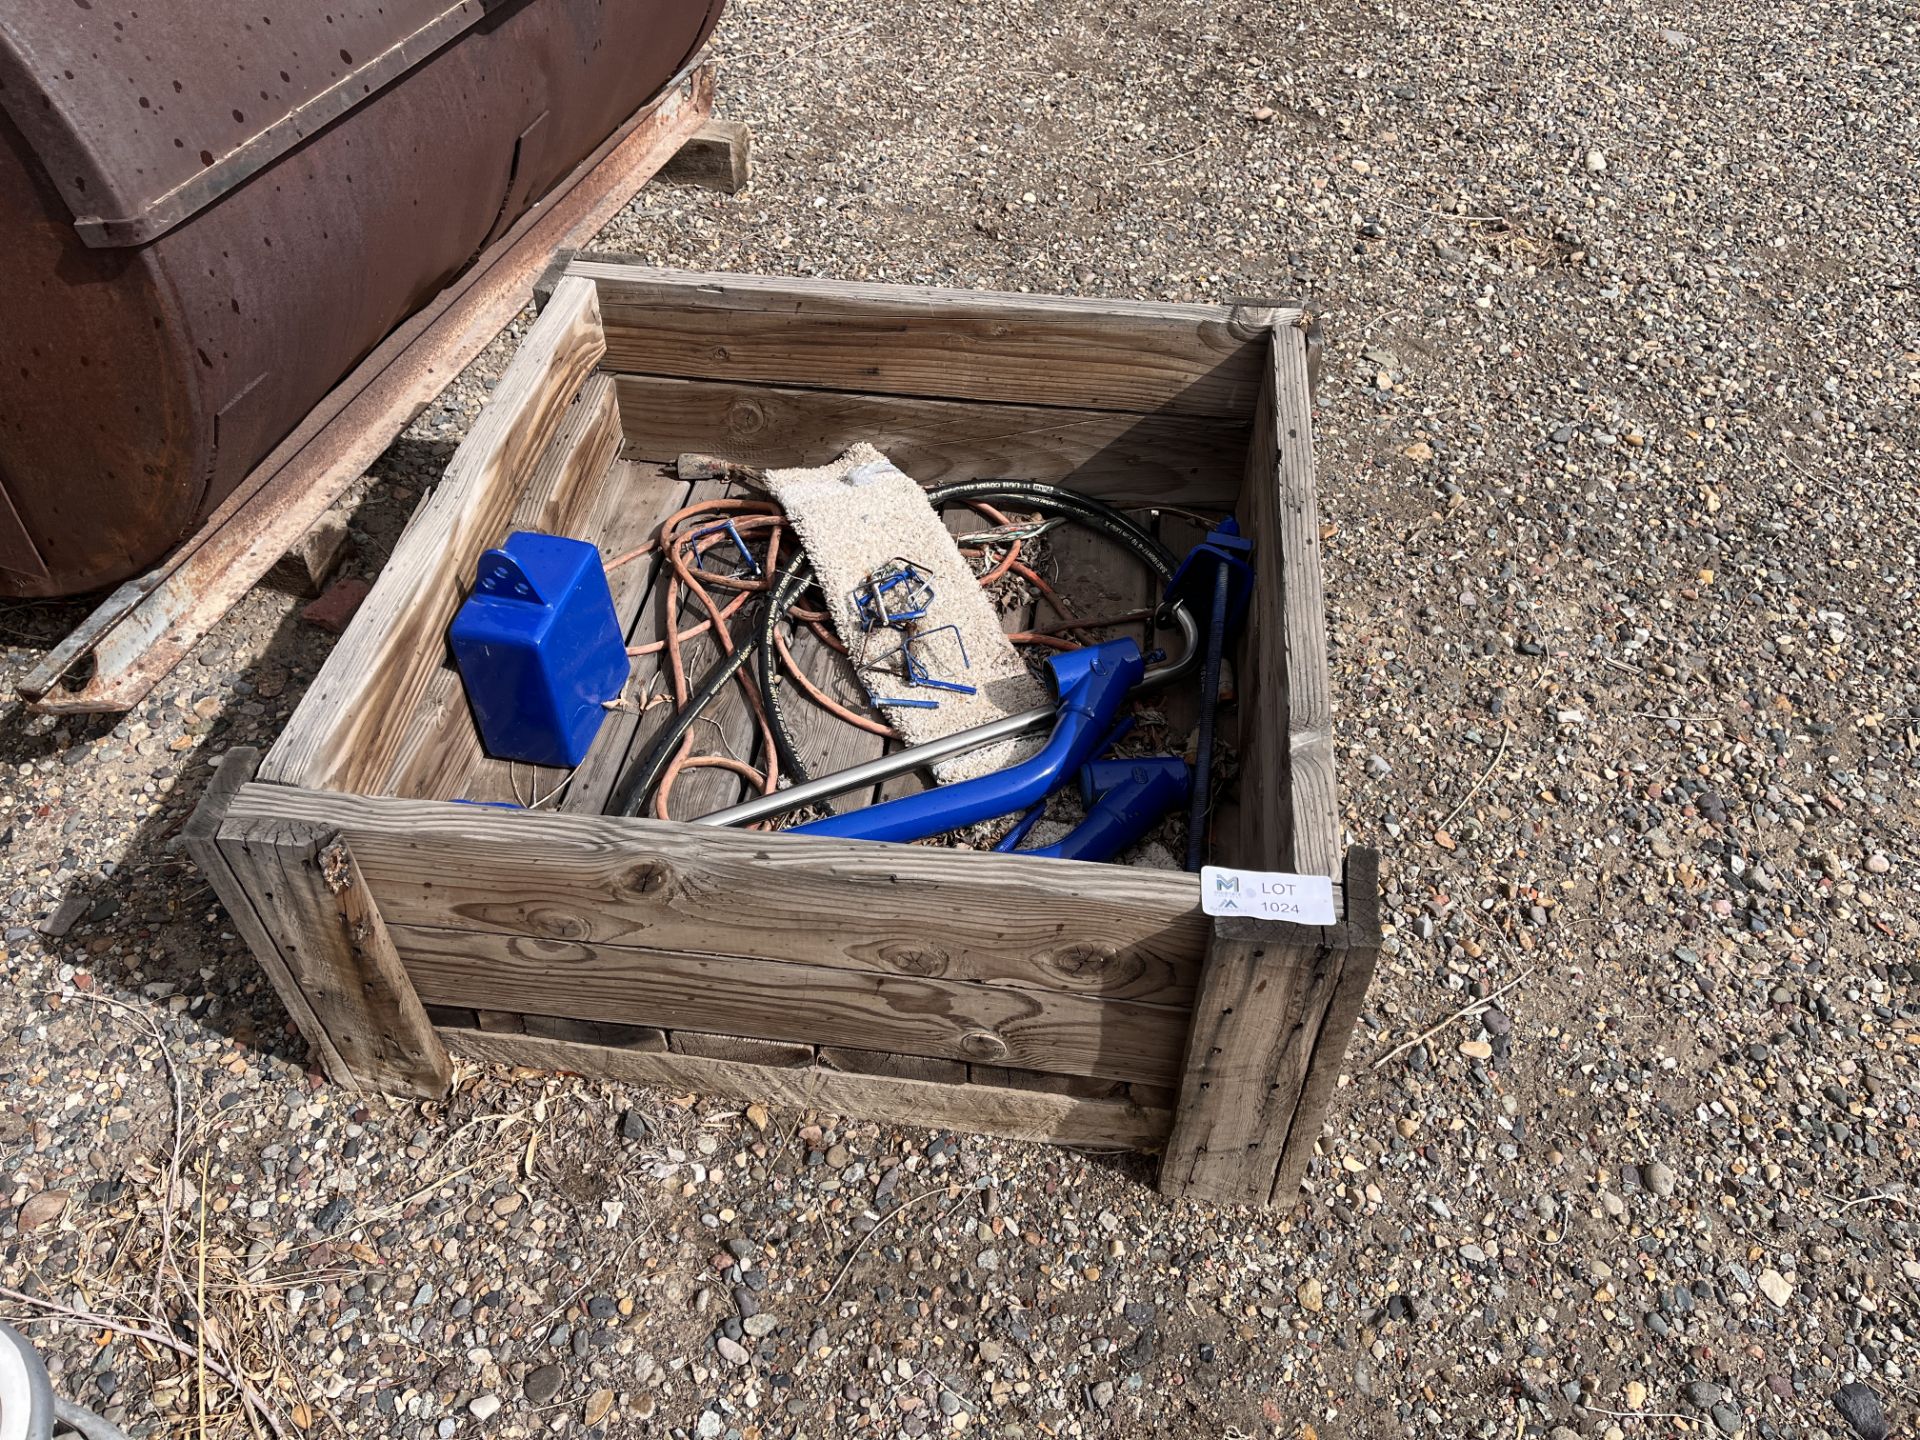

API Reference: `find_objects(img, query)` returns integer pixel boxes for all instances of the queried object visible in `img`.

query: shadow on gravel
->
[1,470,419,1078]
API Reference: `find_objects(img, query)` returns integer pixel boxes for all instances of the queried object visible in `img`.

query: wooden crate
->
[186,262,1380,1208]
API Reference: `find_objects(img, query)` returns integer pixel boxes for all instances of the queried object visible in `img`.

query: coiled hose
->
[609,480,1179,820]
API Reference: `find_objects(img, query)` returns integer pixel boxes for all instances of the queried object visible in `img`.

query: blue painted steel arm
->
[789,639,1146,845]
[1021,757,1190,864]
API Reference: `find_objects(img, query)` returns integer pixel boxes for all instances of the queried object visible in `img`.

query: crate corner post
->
[185,752,452,1100]
[1157,849,1381,1208]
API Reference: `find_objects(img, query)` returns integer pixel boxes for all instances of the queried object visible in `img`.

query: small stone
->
[313,1196,351,1232]
[1297,1278,1323,1313]
[826,1144,850,1169]
[18,1190,69,1231]
[1686,1381,1724,1409]
[300,577,372,634]
[716,1336,750,1366]
[469,1394,501,1421]
[1089,1381,1115,1409]
[584,1390,614,1427]
[523,1364,564,1404]
[1865,853,1891,874]
[619,1110,651,1142]
[1645,1161,1676,1197]
[1459,1039,1493,1060]
[1711,1402,1741,1435]
[1625,1381,1647,1410]
[1757,1269,1791,1307]
[492,1194,522,1217]
[40,895,89,938]
[696,1412,723,1439]
[1585,147,1607,174]
[743,1313,777,1338]
[1833,1382,1890,1440]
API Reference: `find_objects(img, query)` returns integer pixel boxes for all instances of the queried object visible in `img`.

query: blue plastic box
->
[448,532,630,769]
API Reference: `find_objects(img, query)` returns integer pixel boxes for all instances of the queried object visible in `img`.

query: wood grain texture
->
[1157,925,1336,1207]
[379,373,625,802]
[1158,852,1379,1207]
[818,1047,968,1084]
[523,1015,667,1050]
[969,1065,1126,1100]
[439,1026,1174,1148]
[221,783,1207,1005]
[559,459,695,816]
[182,748,351,1081]
[610,375,1247,507]
[669,1030,814,1067]
[388,922,1187,1085]
[217,817,451,1098]
[572,261,1281,418]
[260,277,608,794]
[1268,849,1381,1201]
[1234,324,1339,880]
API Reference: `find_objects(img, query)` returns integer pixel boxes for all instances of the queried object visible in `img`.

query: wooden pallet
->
[185,264,1379,1209]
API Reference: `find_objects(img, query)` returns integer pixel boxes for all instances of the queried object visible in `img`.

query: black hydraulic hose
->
[606,598,765,819]
[612,480,1182,820]
[755,550,816,794]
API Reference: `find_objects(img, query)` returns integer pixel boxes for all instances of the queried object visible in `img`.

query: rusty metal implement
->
[0,0,722,602]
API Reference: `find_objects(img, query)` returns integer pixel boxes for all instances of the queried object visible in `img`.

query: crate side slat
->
[610,374,1247,508]
[390,921,1188,1085]
[574,262,1282,419]
[260,276,608,795]
[1235,325,1339,879]
[439,1025,1173,1149]
[218,782,1205,1005]
[380,373,625,802]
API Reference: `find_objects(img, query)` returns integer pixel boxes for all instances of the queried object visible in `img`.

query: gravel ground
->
[3,0,1918,1436]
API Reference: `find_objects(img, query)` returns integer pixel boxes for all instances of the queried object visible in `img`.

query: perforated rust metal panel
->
[0,0,721,596]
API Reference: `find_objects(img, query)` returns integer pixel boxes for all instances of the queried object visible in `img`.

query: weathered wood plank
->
[669,1030,814,1067]
[439,1026,1173,1149]
[560,460,695,816]
[1234,325,1339,880]
[969,1065,1126,1100]
[572,261,1282,418]
[216,816,451,1098]
[260,276,608,794]
[609,375,1247,507]
[1269,850,1381,1201]
[657,118,750,193]
[220,784,1208,1005]
[380,373,625,802]
[1157,851,1378,1207]
[183,747,351,1081]
[388,922,1188,1085]
[524,1015,667,1051]
[817,1047,968,1084]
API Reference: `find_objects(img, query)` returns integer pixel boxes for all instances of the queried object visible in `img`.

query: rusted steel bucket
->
[0,0,721,598]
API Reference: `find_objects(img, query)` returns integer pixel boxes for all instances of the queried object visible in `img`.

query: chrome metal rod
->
[694,604,1200,829]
